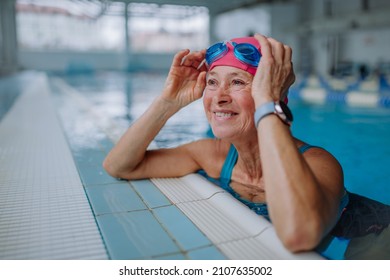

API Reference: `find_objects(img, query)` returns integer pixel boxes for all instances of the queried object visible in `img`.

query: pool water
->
[57,71,390,259]
[290,101,390,205]
[58,72,209,148]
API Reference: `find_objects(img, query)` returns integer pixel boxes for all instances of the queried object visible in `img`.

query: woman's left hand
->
[161,49,208,111]
[251,34,295,106]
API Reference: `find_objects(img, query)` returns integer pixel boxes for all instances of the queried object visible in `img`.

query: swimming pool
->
[57,71,390,259]
[60,71,390,204]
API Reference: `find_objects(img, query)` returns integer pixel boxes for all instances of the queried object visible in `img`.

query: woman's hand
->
[251,34,295,106]
[161,49,208,110]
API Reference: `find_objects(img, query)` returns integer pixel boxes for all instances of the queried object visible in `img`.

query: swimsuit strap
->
[298,144,317,154]
[220,144,238,182]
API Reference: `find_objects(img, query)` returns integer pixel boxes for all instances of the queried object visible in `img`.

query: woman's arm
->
[103,49,207,179]
[252,34,344,252]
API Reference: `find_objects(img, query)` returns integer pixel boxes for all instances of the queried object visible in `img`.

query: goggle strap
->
[197,59,206,70]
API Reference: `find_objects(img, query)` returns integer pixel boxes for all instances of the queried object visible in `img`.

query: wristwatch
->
[254,100,293,127]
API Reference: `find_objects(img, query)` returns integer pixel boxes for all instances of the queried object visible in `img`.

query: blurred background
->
[1,0,390,77]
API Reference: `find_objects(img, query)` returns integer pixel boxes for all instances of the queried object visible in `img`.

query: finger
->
[180,55,193,67]
[181,51,207,72]
[198,49,208,71]
[194,71,207,99]
[191,59,201,69]
[193,49,207,71]
[284,44,292,64]
[173,49,190,66]
[283,45,294,81]
[267,37,285,63]
[181,50,205,67]
[191,49,206,61]
[254,33,271,58]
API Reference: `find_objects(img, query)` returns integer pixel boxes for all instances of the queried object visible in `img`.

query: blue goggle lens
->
[234,43,260,67]
[205,42,228,66]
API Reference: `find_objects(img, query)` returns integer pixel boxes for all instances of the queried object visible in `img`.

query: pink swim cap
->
[207,36,289,103]
[208,37,261,76]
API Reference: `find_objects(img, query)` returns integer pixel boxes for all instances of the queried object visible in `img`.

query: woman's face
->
[203,66,256,140]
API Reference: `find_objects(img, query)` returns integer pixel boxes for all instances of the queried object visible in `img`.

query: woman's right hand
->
[251,34,295,107]
[161,49,208,110]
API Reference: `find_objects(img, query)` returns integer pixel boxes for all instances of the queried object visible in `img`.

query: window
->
[16,0,209,53]
[128,3,209,53]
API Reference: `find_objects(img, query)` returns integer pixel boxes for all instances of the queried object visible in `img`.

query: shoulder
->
[296,140,341,168]
[185,138,231,178]
[295,139,344,194]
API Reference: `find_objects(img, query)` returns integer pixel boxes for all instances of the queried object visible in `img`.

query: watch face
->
[275,101,293,124]
[279,101,293,122]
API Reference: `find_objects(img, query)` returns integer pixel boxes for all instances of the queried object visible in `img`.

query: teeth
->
[215,112,234,117]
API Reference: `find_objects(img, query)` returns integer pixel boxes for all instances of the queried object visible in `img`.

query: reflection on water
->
[50,76,119,152]
[56,72,209,148]
[345,227,390,259]
[318,226,390,260]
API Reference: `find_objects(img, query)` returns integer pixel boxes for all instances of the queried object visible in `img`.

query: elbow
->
[278,221,323,253]
[103,157,122,179]
[103,156,140,180]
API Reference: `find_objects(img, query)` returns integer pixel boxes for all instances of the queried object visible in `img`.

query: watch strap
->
[254,101,275,127]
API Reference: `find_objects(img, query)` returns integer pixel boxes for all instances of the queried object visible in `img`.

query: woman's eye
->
[207,79,217,86]
[232,79,245,86]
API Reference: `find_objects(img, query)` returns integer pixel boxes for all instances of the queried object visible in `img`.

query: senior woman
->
[103,34,348,253]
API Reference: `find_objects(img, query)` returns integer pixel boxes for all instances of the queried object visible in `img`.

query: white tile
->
[217,237,279,260]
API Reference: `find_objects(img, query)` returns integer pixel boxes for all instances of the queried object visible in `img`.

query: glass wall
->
[128,3,209,52]
[16,0,209,53]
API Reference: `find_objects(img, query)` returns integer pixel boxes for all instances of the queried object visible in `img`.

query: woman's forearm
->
[103,96,180,178]
[257,116,322,247]
[257,116,338,251]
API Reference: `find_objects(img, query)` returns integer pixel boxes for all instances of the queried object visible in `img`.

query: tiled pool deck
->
[0,71,326,260]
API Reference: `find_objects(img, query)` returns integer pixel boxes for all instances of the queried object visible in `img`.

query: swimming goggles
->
[205,41,261,68]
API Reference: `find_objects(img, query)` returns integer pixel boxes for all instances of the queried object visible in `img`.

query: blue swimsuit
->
[199,144,349,220]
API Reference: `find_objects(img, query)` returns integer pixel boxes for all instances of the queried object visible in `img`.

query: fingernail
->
[197,59,206,70]
[180,56,187,66]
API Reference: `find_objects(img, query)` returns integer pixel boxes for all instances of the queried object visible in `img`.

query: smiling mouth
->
[214,111,238,118]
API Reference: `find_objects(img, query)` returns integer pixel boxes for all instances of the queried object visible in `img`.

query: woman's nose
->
[215,87,232,105]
